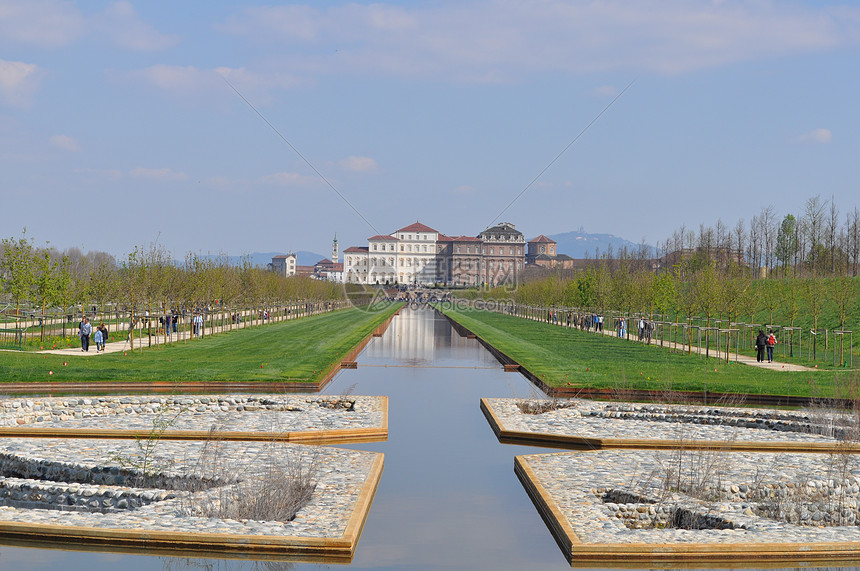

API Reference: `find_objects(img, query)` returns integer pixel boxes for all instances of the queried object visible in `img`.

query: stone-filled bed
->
[483,397,853,451]
[0,395,387,443]
[0,437,382,560]
[516,449,860,564]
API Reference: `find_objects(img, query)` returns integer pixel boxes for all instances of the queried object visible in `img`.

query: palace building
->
[343,222,527,286]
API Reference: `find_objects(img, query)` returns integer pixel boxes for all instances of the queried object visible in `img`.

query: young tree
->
[803,277,827,360]
[0,231,35,316]
[780,278,802,357]
[828,276,859,366]
[32,248,60,340]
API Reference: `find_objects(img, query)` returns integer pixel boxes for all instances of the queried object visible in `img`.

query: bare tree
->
[758,205,777,275]
[826,196,840,275]
[803,195,827,275]
[849,207,860,276]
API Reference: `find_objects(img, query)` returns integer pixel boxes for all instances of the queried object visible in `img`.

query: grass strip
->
[439,306,853,397]
[0,304,401,384]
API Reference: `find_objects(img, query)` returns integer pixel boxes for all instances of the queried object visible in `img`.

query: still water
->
[0,307,833,570]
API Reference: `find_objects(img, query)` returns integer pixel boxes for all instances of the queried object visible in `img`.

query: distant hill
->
[546,228,656,259]
[202,251,326,268]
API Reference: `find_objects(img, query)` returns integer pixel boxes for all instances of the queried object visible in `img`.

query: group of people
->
[755,329,778,363]
[78,317,109,352]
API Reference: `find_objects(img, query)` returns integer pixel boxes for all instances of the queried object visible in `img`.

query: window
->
[457,246,461,253]
[407,245,412,252]
[467,246,471,254]
[490,247,494,255]
[423,245,427,252]
[372,244,377,251]
[400,245,404,252]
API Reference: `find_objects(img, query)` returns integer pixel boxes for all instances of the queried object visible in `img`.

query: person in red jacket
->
[766,330,777,363]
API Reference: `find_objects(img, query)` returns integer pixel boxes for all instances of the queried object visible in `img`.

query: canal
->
[0,306,823,570]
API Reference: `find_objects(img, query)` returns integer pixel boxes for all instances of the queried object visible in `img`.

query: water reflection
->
[2,307,856,570]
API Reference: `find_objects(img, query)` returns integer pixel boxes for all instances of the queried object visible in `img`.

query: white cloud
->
[50,134,80,151]
[0,0,85,48]
[74,167,122,181]
[453,185,477,195]
[0,58,41,106]
[258,171,318,186]
[339,156,378,173]
[129,167,188,182]
[0,0,175,51]
[93,1,179,51]
[795,128,832,144]
[590,85,618,98]
[129,65,302,102]
[221,1,860,81]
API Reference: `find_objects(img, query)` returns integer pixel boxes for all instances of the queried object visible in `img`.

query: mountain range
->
[546,228,657,259]
[203,251,326,268]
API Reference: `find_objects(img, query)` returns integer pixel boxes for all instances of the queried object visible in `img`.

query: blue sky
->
[2,0,859,259]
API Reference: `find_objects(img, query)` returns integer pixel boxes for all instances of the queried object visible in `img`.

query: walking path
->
[29,305,343,357]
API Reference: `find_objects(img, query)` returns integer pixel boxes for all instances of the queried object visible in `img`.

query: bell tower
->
[332,234,339,264]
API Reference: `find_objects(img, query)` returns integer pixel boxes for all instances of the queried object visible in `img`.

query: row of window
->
[368,243,524,256]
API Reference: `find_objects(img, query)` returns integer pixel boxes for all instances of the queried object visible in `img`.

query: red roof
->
[529,235,556,244]
[272,254,295,259]
[344,246,368,253]
[394,222,439,234]
[368,234,398,241]
[451,235,482,242]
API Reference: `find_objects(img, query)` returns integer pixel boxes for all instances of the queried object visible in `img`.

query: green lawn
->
[439,307,855,397]
[0,304,401,384]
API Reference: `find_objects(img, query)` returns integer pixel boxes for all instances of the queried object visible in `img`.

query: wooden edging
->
[481,398,860,453]
[515,454,860,565]
[0,453,385,561]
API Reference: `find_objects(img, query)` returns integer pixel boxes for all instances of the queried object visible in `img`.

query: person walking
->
[79,317,92,352]
[93,326,103,353]
[766,329,777,363]
[96,323,108,351]
[754,329,767,362]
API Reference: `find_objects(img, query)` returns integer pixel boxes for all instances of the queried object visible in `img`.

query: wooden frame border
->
[515,454,860,566]
[482,398,860,453]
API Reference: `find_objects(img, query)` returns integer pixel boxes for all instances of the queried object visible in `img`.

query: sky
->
[2,0,859,261]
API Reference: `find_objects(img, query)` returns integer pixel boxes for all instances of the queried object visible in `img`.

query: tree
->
[775,214,797,278]
[715,264,751,361]
[803,278,827,360]
[780,278,802,357]
[32,249,60,340]
[0,231,35,316]
[828,276,859,366]
[803,195,827,275]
